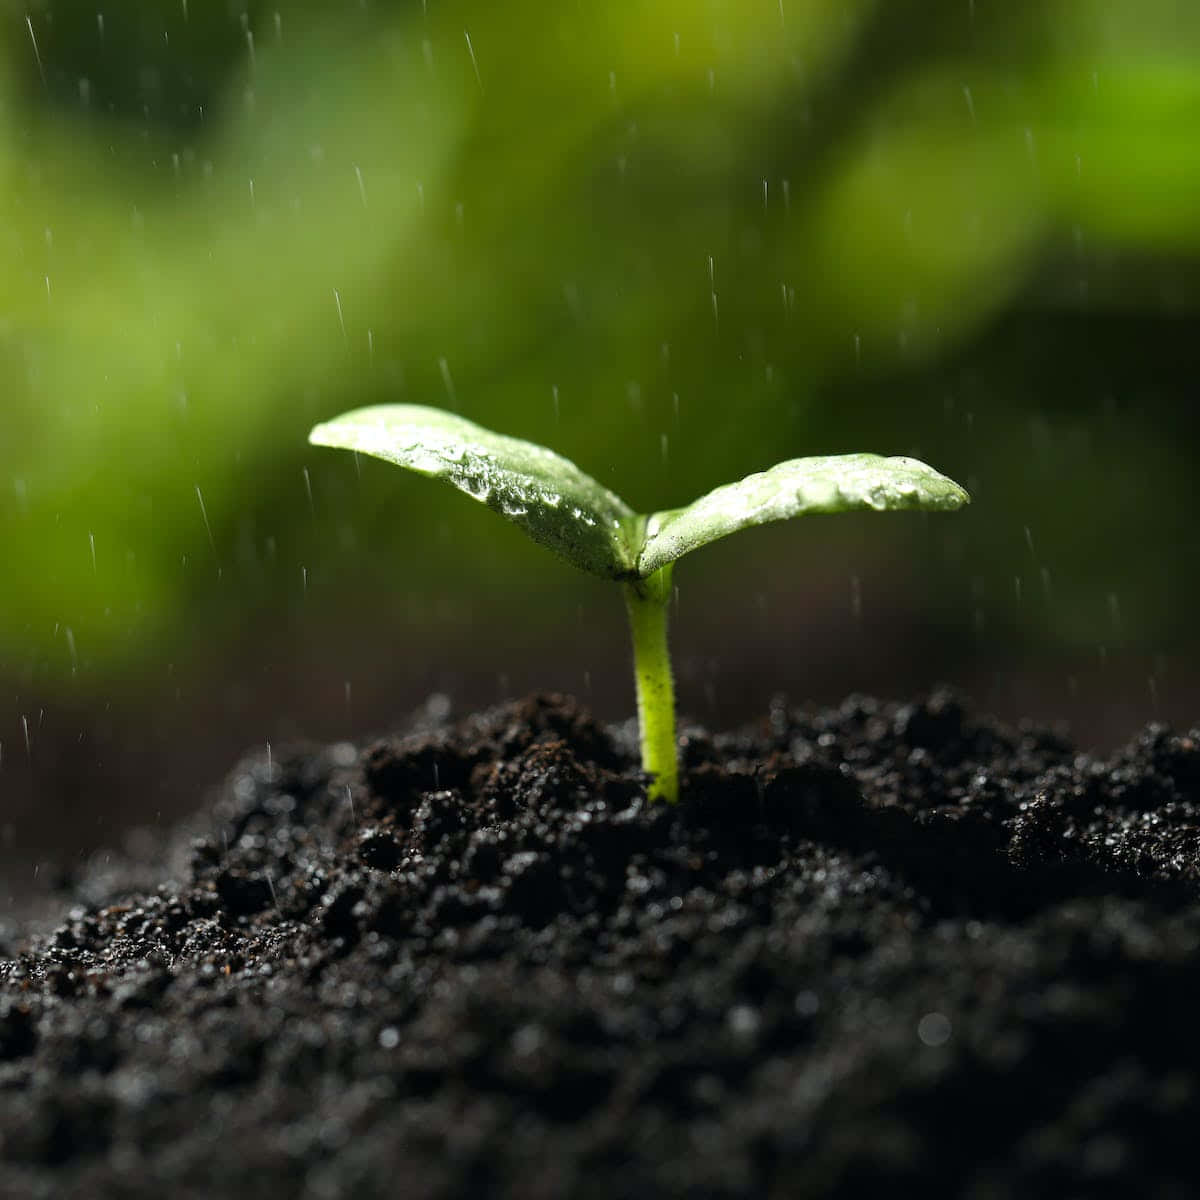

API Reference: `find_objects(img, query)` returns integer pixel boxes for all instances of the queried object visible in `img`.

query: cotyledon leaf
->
[308,404,642,579]
[637,453,970,577]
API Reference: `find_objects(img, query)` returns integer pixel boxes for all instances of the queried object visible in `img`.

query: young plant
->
[309,405,968,803]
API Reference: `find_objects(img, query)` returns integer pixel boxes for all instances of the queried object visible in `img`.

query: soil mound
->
[4,691,1200,1198]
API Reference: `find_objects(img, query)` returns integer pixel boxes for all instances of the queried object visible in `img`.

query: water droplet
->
[459,474,491,502]
[917,1012,951,1047]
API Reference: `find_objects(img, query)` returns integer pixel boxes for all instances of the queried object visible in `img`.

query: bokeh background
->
[3,0,1199,888]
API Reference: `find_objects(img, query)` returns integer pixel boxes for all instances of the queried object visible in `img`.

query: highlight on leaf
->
[637,452,968,576]
[309,404,969,803]
[309,404,640,580]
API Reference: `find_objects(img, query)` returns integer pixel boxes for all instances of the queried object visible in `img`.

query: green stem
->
[623,564,678,803]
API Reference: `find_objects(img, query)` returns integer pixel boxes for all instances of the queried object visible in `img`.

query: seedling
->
[310,405,968,803]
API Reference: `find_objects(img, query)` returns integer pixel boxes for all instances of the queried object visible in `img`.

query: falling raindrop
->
[464,30,483,92]
[195,486,218,565]
[303,467,315,521]
[25,15,46,88]
[439,357,457,407]
[333,289,347,343]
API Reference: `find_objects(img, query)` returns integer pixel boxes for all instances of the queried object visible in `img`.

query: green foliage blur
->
[3,0,1199,706]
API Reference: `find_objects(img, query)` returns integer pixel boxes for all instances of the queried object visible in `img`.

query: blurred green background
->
[3,0,1199,877]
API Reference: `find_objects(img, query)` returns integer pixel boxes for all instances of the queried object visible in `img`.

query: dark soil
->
[5,690,1200,1198]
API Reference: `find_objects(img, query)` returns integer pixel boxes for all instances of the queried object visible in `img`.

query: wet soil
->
[4,690,1200,1198]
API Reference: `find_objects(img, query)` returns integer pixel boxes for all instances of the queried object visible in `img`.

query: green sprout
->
[309,405,969,803]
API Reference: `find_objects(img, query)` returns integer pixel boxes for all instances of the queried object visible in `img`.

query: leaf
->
[637,453,969,576]
[309,404,642,579]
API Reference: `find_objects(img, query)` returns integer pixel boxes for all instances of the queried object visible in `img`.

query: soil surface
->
[4,690,1200,1198]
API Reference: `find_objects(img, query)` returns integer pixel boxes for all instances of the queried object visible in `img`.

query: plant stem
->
[623,564,678,803]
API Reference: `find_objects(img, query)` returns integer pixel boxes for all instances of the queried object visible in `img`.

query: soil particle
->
[5,690,1200,1198]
